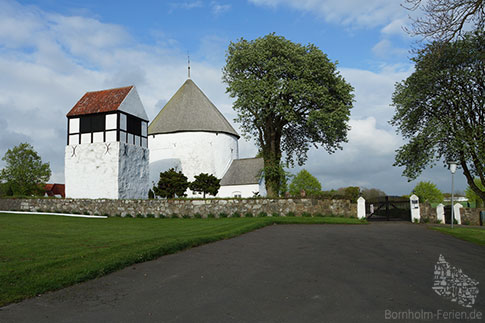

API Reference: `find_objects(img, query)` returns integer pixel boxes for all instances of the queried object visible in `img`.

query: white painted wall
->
[118,144,150,199]
[218,184,261,198]
[65,142,149,199]
[148,131,239,186]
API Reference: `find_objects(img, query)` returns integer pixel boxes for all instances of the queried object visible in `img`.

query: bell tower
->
[65,86,150,199]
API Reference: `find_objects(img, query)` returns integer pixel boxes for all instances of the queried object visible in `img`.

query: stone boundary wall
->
[419,202,483,225]
[0,198,357,218]
[461,208,484,226]
[419,203,437,223]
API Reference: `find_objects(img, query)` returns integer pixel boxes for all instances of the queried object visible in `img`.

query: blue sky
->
[0,0,470,195]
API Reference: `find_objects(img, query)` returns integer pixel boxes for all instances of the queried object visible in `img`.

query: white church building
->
[64,78,266,199]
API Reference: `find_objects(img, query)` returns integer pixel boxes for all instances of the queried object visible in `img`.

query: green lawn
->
[430,226,485,246]
[0,213,364,306]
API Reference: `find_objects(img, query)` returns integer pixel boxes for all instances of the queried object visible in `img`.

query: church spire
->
[187,54,191,79]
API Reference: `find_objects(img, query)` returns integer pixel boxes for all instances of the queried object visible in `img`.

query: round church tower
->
[148,79,239,190]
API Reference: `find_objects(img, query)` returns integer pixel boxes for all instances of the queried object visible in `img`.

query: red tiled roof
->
[66,86,133,117]
[44,184,65,198]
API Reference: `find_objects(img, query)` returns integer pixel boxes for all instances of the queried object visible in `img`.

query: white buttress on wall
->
[65,142,149,199]
[148,132,239,186]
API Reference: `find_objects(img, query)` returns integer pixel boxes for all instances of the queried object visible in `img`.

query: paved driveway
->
[1,222,484,322]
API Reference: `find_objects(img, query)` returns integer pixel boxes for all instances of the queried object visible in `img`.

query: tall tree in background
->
[403,0,484,41]
[289,169,322,197]
[0,143,51,196]
[465,178,485,207]
[412,181,444,203]
[391,32,485,202]
[223,34,353,196]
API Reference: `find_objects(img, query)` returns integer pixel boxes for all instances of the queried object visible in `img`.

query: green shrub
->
[158,214,166,219]
[182,214,191,219]
[244,212,253,218]
[219,212,228,218]
[413,218,420,224]
[115,214,121,217]
[423,217,430,223]
[231,212,241,218]
[103,213,110,217]
[136,213,144,218]
[194,213,202,219]
[146,214,155,218]
[171,214,179,219]
[271,212,280,217]
[287,212,295,217]
[125,214,132,218]
[83,211,90,215]
[302,212,312,217]
[257,212,268,217]
[207,213,215,218]
[314,213,324,217]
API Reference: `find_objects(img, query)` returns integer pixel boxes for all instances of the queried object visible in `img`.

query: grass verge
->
[0,213,364,306]
[430,226,485,246]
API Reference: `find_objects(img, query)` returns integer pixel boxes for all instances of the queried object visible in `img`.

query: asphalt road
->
[1,222,484,323]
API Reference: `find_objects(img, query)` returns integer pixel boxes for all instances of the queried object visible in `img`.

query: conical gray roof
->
[148,79,239,138]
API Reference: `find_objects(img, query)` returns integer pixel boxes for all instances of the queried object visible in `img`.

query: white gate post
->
[357,197,366,219]
[410,194,420,223]
[436,203,445,224]
[454,203,463,225]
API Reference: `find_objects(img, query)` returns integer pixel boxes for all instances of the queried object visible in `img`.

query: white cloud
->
[211,2,231,15]
[249,0,404,28]
[372,39,409,59]
[169,1,203,11]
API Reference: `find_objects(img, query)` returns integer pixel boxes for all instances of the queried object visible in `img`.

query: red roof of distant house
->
[66,86,133,117]
[44,184,65,198]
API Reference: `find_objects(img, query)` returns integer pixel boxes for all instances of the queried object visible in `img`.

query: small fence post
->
[453,203,462,225]
[410,194,420,223]
[436,203,445,224]
[357,197,366,219]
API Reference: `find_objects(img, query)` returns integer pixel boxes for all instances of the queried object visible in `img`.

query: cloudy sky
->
[0,0,470,195]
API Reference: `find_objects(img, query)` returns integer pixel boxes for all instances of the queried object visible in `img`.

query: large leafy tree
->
[153,168,189,198]
[0,143,51,196]
[391,31,485,203]
[189,173,221,198]
[465,178,485,207]
[412,181,444,203]
[403,0,484,41]
[289,169,322,197]
[223,34,353,197]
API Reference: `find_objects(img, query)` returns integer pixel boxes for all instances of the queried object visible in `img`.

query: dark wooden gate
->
[366,196,411,221]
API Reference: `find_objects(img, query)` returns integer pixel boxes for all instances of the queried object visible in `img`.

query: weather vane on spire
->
[187,53,191,79]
